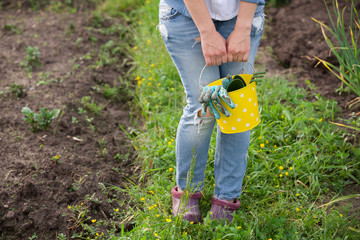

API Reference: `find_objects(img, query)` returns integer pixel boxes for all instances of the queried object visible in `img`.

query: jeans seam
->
[217,131,223,198]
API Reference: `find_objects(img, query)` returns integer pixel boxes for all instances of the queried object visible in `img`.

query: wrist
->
[199,24,216,36]
[234,22,252,32]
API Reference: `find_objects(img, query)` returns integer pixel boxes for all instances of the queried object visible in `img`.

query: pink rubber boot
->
[171,186,202,223]
[209,196,240,223]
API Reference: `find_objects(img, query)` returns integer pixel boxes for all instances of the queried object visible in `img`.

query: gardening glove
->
[199,75,235,119]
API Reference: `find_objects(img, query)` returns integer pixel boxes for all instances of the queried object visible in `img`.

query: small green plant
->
[28,232,37,240]
[51,155,63,164]
[81,96,102,115]
[57,233,67,240]
[21,107,60,132]
[10,83,25,98]
[3,24,20,34]
[20,46,41,72]
[102,84,118,99]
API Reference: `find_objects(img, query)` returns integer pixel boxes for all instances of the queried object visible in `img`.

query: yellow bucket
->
[207,74,260,134]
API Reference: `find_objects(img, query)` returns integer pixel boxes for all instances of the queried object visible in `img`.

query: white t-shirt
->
[205,0,240,21]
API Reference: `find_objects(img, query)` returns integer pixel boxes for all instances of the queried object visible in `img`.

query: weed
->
[102,84,118,99]
[57,233,66,240]
[71,116,79,124]
[51,155,63,164]
[3,24,20,34]
[81,96,102,115]
[21,107,60,132]
[28,232,37,240]
[20,46,41,72]
[10,83,25,98]
[91,12,104,28]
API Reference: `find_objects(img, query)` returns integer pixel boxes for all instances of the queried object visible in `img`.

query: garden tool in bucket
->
[198,63,264,134]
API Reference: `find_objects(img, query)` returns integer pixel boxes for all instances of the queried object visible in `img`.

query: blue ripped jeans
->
[158,0,265,200]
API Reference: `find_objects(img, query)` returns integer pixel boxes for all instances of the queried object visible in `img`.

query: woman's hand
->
[201,30,228,66]
[226,27,251,63]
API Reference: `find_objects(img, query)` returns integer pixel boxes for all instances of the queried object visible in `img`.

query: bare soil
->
[0,2,136,239]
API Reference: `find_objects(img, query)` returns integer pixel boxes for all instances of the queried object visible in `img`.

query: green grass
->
[83,0,360,239]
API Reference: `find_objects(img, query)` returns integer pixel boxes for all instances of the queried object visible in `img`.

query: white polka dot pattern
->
[207,75,260,134]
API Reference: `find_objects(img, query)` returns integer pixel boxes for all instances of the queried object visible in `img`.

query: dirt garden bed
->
[0,1,137,239]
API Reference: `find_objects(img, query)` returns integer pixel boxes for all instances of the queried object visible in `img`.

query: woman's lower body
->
[159,0,265,203]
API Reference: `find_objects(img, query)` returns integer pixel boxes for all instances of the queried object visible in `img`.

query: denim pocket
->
[159,0,180,21]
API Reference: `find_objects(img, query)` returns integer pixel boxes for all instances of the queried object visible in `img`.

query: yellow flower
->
[171,139,175,142]
[281,115,284,118]
[158,83,161,86]
[132,46,138,50]
[310,117,314,121]
[296,193,300,196]
[154,233,158,237]
[170,87,175,91]
[274,145,277,148]
[115,208,119,212]
[258,136,262,139]
[238,226,242,229]
[296,208,300,212]
[168,141,172,145]
[92,219,96,223]
[156,214,160,218]
[149,77,153,81]
[148,70,152,73]
[96,233,99,236]
[138,21,142,24]
[153,204,157,207]
[153,92,157,95]
[147,39,151,45]
[141,197,145,201]
[142,78,145,81]
[135,76,140,80]
[67,205,71,209]
[190,221,194,224]
[137,80,141,86]
[260,143,265,148]
[149,190,154,194]
[285,172,289,176]
[151,64,155,67]
[184,232,187,235]
[166,219,172,222]
[169,167,173,172]
[146,0,150,3]
[319,118,323,122]
[266,140,269,143]
[213,183,216,187]
[279,166,284,170]
[340,214,343,217]
[148,82,152,86]
[210,212,213,215]
[289,167,293,170]
[314,215,316,218]
[279,174,283,177]
[276,185,279,188]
